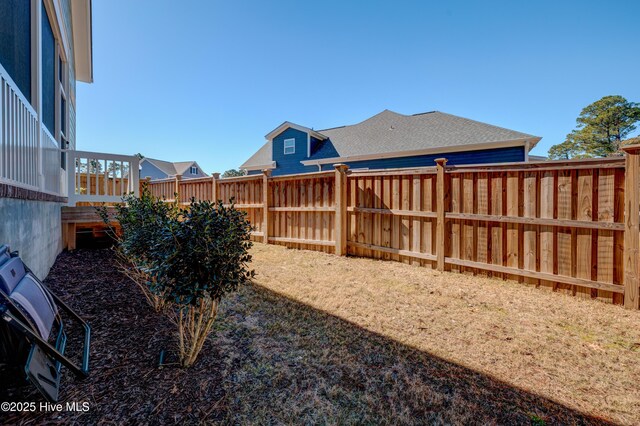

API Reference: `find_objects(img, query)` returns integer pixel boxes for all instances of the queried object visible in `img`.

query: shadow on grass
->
[0,248,617,425]
[217,282,615,425]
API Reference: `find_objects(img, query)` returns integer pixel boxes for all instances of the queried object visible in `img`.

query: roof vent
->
[389,125,395,130]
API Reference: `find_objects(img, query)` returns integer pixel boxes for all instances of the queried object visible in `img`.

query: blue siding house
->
[140,158,208,180]
[240,110,541,176]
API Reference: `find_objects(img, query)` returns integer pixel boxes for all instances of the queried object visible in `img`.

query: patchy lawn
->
[2,244,639,424]
[219,243,639,425]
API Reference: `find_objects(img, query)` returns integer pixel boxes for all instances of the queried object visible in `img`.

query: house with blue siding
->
[240,110,541,176]
[140,158,208,180]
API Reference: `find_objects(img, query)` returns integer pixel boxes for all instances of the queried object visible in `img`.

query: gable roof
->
[241,110,541,169]
[142,158,207,177]
[265,121,328,141]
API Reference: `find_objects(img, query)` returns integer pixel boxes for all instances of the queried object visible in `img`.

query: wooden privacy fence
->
[145,145,640,309]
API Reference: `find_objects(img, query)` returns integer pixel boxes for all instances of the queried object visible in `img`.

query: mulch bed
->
[0,249,226,425]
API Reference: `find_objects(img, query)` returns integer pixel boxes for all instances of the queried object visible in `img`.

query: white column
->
[34,0,44,191]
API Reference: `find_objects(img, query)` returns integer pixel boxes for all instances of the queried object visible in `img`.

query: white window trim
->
[284,138,295,155]
[190,166,198,174]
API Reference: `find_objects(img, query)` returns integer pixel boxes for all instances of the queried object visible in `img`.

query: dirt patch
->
[0,249,226,425]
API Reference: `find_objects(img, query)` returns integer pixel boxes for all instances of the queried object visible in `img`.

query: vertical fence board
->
[576,170,594,298]
[477,172,489,267]
[506,172,520,281]
[490,173,503,279]
[597,169,615,302]
[462,173,475,272]
[556,169,574,293]
[412,175,422,265]
[523,171,538,286]
[450,174,461,272]
[539,171,555,289]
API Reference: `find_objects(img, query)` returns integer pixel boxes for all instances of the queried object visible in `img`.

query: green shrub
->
[153,199,254,366]
[102,190,254,367]
[99,185,180,311]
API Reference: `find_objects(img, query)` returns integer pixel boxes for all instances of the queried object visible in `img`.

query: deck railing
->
[0,65,42,190]
[66,150,140,206]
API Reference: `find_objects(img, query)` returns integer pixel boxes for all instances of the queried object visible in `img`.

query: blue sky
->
[76,0,640,173]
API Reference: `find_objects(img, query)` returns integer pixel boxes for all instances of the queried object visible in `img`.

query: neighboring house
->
[240,110,542,176]
[140,158,208,180]
[0,0,93,278]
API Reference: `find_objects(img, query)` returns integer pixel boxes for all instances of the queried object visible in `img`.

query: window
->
[190,166,198,175]
[41,6,55,134]
[0,0,32,103]
[284,138,295,155]
[58,52,67,139]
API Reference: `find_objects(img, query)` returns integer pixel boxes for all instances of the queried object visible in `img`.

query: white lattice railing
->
[0,67,41,191]
[66,150,140,206]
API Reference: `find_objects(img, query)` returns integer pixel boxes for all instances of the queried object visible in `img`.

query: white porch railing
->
[42,126,61,194]
[66,150,140,206]
[0,67,45,192]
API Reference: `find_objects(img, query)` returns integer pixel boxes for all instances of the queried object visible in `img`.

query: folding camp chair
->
[0,245,90,402]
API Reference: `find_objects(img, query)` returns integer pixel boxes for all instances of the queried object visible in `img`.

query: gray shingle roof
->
[241,110,541,168]
[144,158,207,177]
[240,141,273,169]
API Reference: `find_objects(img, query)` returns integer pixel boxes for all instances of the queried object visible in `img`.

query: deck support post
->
[334,164,349,256]
[435,158,448,272]
[622,145,640,309]
[262,170,272,244]
[63,223,76,251]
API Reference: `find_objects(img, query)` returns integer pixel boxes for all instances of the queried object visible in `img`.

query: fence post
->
[211,173,220,202]
[262,170,272,244]
[141,176,151,195]
[622,145,640,309]
[435,158,448,272]
[174,174,182,203]
[334,164,349,256]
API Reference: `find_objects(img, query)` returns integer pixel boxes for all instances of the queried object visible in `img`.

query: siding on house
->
[271,128,318,176]
[0,1,92,279]
[140,161,169,180]
[318,146,526,171]
[181,164,208,179]
[242,111,540,176]
[140,160,208,180]
[248,144,526,176]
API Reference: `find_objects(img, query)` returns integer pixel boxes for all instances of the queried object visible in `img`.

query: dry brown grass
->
[212,243,640,425]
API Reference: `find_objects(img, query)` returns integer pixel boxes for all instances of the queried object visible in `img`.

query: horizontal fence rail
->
[145,150,640,309]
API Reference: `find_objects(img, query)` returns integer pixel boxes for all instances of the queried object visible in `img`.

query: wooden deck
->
[61,206,118,250]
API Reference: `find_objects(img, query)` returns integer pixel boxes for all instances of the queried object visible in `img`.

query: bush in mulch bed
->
[0,249,227,424]
[101,189,254,368]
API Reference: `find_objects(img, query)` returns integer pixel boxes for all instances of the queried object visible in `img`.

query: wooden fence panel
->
[145,155,634,307]
[444,158,626,304]
[267,172,336,253]
[217,175,264,240]
[347,170,438,265]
